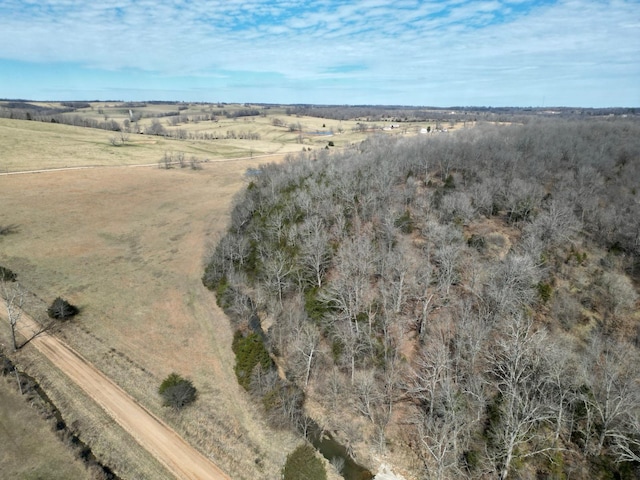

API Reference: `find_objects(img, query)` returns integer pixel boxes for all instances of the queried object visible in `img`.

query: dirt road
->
[12,313,230,480]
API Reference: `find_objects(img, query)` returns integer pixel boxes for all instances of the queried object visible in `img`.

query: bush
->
[394,209,415,234]
[0,265,17,282]
[283,444,327,480]
[537,282,553,304]
[232,331,273,390]
[47,297,79,320]
[0,224,18,236]
[158,373,197,410]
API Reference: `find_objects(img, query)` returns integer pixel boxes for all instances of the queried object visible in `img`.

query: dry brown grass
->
[0,111,447,478]
[1,333,172,480]
[0,118,301,478]
[0,375,92,480]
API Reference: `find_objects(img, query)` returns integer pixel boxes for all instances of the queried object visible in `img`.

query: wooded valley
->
[204,117,640,479]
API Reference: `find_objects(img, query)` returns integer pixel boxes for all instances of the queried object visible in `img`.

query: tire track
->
[8,312,230,480]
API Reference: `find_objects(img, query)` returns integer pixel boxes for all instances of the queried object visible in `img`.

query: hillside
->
[204,118,640,479]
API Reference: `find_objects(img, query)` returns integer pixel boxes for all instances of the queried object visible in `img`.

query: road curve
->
[10,313,230,480]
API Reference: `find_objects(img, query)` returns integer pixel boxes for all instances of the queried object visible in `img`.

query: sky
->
[0,0,638,107]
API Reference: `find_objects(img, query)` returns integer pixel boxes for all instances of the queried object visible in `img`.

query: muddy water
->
[308,421,373,480]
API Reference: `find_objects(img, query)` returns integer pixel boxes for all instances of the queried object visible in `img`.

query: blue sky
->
[0,0,638,106]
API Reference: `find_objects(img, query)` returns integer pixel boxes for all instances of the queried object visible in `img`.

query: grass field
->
[1,102,443,173]
[0,376,91,480]
[0,106,443,479]
[0,114,301,479]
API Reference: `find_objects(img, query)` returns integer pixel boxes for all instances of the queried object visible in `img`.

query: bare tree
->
[611,414,640,464]
[545,339,579,446]
[261,249,295,307]
[379,242,412,315]
[2,281,25,351]
[2,282,56,351]
[578,335,640,458]
[484,253,540,319]
[298,215,331,288]
[434,244,461,297]
[485,315,556,480]
[523,199,581,249]
[352,369,379,423]
[408,331,482,480]
[290,320,321,388]
[321,232,376,334]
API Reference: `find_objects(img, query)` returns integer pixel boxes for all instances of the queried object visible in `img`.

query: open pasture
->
[0,104,446,478]
[0,116,300,478]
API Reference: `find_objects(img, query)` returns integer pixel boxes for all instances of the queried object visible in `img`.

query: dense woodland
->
[204,118,640,479]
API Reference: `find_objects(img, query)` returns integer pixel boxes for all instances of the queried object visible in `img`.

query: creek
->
[307,420,374,480]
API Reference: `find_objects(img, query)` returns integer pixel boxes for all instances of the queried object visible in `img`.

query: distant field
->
[0,102,444,173]
[0,117,277,172]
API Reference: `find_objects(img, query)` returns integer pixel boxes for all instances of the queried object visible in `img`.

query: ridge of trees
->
[208,117,639,478]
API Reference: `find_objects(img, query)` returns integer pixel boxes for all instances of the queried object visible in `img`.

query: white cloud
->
[0,0,638,105]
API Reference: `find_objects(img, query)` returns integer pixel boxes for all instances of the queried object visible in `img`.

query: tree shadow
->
[0,224,19,236]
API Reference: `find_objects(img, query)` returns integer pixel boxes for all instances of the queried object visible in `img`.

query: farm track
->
[6,310,230,480]
[0,152,285,176]
[0,147,298,478]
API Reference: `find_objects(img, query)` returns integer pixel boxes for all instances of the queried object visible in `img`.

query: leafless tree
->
[484,253,540,319]
[408,331,482,480]
[332,321,370,385]
[545,339,579,446]
[578,335,640,458]
[352,369,380,423]
[290,320,321,388]
[321,232,376,333]
[1,282,52,351]
[523,199,581,249]
[485,315,556,480]
[434,244,461,297]
[2,281,25,351]
[298,216,331,288]
[261,249,295,307]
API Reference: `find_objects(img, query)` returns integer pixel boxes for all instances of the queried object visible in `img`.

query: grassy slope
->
[0,377,91,480]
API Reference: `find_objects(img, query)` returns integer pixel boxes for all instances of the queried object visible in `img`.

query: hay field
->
[0,117,201,171]
[0,117,299,478]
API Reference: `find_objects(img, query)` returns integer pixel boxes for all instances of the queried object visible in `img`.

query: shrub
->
[394,209,414,234]
[467,234,486,252]
[0,224,18,235]
[232,331,273,390]
[158,373,197,410]
[47,297,79,320]
[444,174,456,189]
[0,265,17,282]
[283,444,327,480]
[304,288,337,323]
[537,282,553,304]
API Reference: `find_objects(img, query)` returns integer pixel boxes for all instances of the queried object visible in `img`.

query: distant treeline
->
[285,104,638,123]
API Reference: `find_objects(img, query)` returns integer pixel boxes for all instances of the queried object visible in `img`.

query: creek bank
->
[1,349,120,479]
[307,419,373,480]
